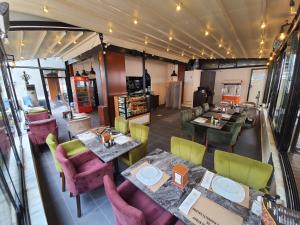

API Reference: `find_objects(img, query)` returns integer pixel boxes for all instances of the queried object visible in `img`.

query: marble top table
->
[202,111,232,121]
[191,116,227,130]
[122,149,261,225]
[77,131,141,163]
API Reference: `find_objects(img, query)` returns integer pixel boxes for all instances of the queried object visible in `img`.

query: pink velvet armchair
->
[26,111,49,122]
[56,147,113,217]
[103,175,175,225]
[28,118,58,147]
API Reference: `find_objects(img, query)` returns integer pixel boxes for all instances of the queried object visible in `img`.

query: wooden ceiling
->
[5,0,298,62]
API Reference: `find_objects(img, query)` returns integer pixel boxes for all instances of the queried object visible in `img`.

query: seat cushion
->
[67,145,87,157]
[127,189,168,225]
[76,158,103,173]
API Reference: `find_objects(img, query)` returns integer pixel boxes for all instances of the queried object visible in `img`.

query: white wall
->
[213,68,253,104]
[125,55,175,105]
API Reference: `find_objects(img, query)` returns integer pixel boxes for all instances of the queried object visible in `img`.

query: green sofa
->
[180,109,195,141]
[120,123,149,166]
[114,116,129,134]
[171,136,206,165]
[214,150,273,192]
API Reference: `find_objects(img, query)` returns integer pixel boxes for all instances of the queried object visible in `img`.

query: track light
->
[181,51,184,56]
[204,30,209,36]
[133,18,138,25]
[109,27,113,33]
[43,5,49,13]
[20,41,25,47]
[144,40,148,45]
[260,39,264,45]
[169,36,173,41]
[58,40,62,45]
[73,40,77,44]
[269,56,273,61]
[260,21,266,29]
[218,43,222,48]
[201,50,205,56]
[166,47,170,52]
[226,50,230,55]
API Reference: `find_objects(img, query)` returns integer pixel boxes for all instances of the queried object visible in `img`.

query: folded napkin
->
[193,117,207,124]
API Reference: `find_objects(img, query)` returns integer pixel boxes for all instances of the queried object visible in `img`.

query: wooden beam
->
[31,31,47,59]
[53,31,83,57]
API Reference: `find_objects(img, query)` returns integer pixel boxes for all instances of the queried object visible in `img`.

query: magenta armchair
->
[28,118,58,146]
[103,175,175,225]
[26,111,49,122]
[56,147,113,217]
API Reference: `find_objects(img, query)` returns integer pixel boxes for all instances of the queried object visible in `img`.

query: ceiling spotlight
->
[188,46,191,49]
[169,36,173,41]
[58,40,62,45]
[133,18,138,25]
[176,3,181,11]
[43,5,49,13]
[166,47,170,52]
[192,55,195,59]
[218,43,222,48]
[20,56,24,59]
[73,40,77,44]
[267,62,270,66]
[109,27,113,33]
[260,21,266,29]
[226,50,230,55]
[204,30,209,36]
[259,55,262,59]
[20,41,25,47]
[260,39,265,45]
[269,56,273,61]
[279,31,286,41]
[181,51,184,56]
[259,49,263,54]
[290,0,296,15]
[201,50,205,56]
[144,40,148,45]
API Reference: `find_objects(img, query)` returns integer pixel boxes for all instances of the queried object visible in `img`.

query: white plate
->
[136,165,163,186]
[193,117,207,124]
[211,176,245,203]
[114,135,131,145]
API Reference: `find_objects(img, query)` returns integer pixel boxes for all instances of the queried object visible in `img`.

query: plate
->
[136,165,163,186]
[211,176,245,203]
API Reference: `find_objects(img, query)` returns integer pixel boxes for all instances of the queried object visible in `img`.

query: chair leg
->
[230,145,235,153]
[76,195,81,217]
[70,192,73,198]
[205,137,208,150]
[60,172,66,192]
[192,135,195,142]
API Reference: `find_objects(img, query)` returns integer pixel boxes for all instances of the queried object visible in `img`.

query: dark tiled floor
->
[35,106,261,225]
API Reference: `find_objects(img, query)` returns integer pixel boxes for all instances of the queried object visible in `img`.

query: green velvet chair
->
[120,123,149,166]
[214,150,273,192]
[171,136,206,165]
[180,109,195,141]
[114,116,129,134]
[206,119,244,152]
[193,106,203,118]
[202,103,210,112]
[46,133,87,191]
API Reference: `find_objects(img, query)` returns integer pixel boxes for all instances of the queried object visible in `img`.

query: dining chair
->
[114,116,129,134]
[192,106,203,118]
[26,111,49,122]
[206,119,243,152]
[180,109,195,141]
[202,103,210,112]
[28,118,58,150]
[67,116,91,139]
[46,133,87,192]
[214,150,273,193]
[120,123,149,166]
[103,175,175,225]
[174,220,185,225]
[56,147,113,217]
[171,136,206,166]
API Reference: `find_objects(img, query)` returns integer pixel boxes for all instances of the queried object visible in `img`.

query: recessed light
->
[176,3,181,11]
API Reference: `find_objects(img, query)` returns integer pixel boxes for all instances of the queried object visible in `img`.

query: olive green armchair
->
[171,136,206,165]
[180,109,195,141]
[46,133,87,191]
[193,106,203,118]
[206,119,243,152]
[202,103,210,112]
[120,123,149,166]
[114,116,129,134]
[214,150,273,192]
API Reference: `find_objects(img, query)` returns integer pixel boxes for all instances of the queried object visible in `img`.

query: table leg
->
[113,158,119,182]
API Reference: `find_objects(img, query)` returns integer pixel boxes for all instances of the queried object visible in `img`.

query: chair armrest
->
[117,180,139,201]
[75,161,112,181]
[69,150,96,167]
[61,139,85,152]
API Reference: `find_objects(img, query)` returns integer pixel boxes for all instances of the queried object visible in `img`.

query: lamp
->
[278,20,290,41]
[290,0,296,15]
[171,70,177,77]
[90,67,96,75]
[81,69,88,76]
[75,71,80,76]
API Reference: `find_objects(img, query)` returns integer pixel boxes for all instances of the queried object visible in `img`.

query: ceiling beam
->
[31,31,47,59]
[215,0,248,58]
[44,31,66,58]
[60,32,97,58]
[53,31,83,57]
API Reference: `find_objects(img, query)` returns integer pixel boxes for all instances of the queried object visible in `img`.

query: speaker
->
[0,2,9,36]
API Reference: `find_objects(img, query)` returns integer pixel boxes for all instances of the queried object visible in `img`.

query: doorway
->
[247,68,268,105]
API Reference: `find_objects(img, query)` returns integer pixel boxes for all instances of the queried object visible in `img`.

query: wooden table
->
[122,149,261,225]
[77,128,141,180]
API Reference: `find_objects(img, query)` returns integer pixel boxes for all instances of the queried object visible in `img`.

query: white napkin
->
[179,188,201,215]
[193,117,207,124]
[200,171,215,189]
[251,196,262,216]
[114,135,131,145]
[77,131,97,142]
[221,113,231,119]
